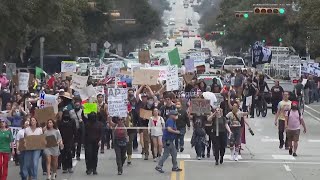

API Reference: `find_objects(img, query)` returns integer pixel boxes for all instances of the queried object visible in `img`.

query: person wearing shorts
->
[285,101,307,157]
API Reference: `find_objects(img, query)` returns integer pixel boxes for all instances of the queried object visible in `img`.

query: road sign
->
[104,41,111,49]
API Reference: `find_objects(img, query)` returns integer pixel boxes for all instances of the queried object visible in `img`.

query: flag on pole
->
[168,48,181,68]
[35,66,44,79]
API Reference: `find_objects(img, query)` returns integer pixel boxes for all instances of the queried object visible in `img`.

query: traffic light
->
[278,38,283,42]
[262,39,266,43]
[220,31,224,35]
[211,31,224,36]
[235,13,249,19]
[254,7,286,15]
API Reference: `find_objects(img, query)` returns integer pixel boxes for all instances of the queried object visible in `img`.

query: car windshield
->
[224,58,243,65]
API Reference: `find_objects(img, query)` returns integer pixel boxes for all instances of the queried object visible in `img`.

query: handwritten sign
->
[139,109,153,119]
[189,52,206,67]
[83,103,98,114]
[89,65,108,79]
[61,61,77,72]
[38,93,58,113]
[107,88,128,117]
[139,50,151,64]
[79,63,88,73]
[94,86,105,95]
[70,74,88,91]
[108,63,121,78]
[190,99,211,114]
[166,65,179,91]
[184,59,194,72]
[34,106,56,125]
[18,72,30,91]
[79,85,96,100]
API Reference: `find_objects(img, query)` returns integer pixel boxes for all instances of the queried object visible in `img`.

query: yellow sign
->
[83,103,98,114]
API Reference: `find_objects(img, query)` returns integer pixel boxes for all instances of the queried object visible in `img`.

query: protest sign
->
[189,52,206,67]
[18,72,30,91]
[18,135,47,151]
[150,84,163,92]
[139,109,153,120]
[46,135,58,148]
[166,65,179,91]
[89,65,108,79]
[61,61,77,72]
[83,103,98,114]
[190,99,211,114]
[133,69,159,85]
[168,48,181,68]
[10,127,22,141]
[115,73,133,87]
[139,50,151,64]
[6,63,16,80]
[79,85,96,100]
[183,74,194,83]
[246,96,252,106]
[61,72,73,80]
[108,63,121,78]
[79,63,88,73]
[34,106,56,125]
[107,88,128,117]
[70,74,89,91]
[184,58,194,72]
[38,94,58,113]
[196,65,206,74]
[94,86,105,95]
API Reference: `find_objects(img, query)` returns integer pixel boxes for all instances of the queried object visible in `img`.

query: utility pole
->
[40,37,45,69]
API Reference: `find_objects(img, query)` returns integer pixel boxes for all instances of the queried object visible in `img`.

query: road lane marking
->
[185,159,320,165]
[305,105,320,114]
[283,164,292,172]
[180,160,185,180]
[304,110,320,122]
[131,153,191,159]
[261,138,278,142]
[224,155,242,160]
[272,155,296,160]
[171,172,177,180]
[308,139,320,143]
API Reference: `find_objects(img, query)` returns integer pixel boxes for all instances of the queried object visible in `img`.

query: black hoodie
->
[84,112,103,143]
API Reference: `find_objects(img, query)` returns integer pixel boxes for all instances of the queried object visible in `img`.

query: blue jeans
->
[19,152,25,179]
[175,127,186,150]
[22,150,41,180]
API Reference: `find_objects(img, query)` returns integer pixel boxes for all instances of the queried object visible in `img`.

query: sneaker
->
[52,173,57,180]
[62,170,68,174]
[180,147,184,152]
[155,167,165,173]
[279,144,283,149]
[127,161,132,165]
[100,150,104,154]
[172,168,182,172]
[43,172,47,176]
[144,155,148,160]
[202,154,205,158]
[197,156,201,160]
[153,158,157,162]
[118,171,122,175]
[230,154,235,161]
[292,153,297,157]
[220,157,224,164]
[93,170,98,175]
[215,161,219,165]
[234,156,239,161]
[68,168,74,173]
[86,169,92,175]
[289,148,293,155]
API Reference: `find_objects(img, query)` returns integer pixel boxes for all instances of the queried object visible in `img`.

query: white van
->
[222,56,245,71]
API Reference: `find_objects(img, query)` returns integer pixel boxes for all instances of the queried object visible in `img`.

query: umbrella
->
[202,92,217,108]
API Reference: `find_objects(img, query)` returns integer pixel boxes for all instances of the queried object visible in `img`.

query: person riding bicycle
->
[257,74,270,100]
[293,79,304,102]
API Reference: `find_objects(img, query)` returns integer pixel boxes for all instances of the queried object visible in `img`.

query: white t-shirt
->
[16,129,25,142]
[148,116,165,137]
[24,127,43,136]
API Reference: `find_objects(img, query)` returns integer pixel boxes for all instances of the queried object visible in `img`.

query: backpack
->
[287,110,301,124]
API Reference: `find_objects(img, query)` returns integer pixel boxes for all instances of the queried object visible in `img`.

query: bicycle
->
[256,92,268,117]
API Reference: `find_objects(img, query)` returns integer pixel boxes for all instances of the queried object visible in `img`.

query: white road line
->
[272,155,296,160]
[261,139,278,142]
[131,153,191,159]
[185,160,320,165]
[308,139,320,143]
[305,105,320,114]
[283,164,292,172]
[304,110,320,122]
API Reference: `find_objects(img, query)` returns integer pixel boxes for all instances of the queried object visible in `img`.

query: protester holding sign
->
[0,118,14,180]
[43,119,63,180]
[97,94,108,154]
[16,118,30,179]
[22,117,43,180]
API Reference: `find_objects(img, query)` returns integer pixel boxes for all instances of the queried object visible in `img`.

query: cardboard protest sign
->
[139,109,153,120]
[46,135,58,148]
[139,50,151,64]
[34,107,56,125]
[18,135,47,151]
[150,84,162,92]
[62,72,73,80]
[70,74,88,91]
[190,99,211,114]
[183,74,194,83]
[61,61,77,72]
[83,103,98,114]
[133,69,159,85]
[18,72,30,91]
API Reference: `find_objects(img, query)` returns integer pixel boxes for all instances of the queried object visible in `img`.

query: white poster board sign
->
[89,65,108,79]
[79,63,88,73]
[189,52,206,67]
[38,94,59,114]
[70,74,88,92]
[166,65,179,91]
[107,88,128,117]
[61,61,77,72]
[79,85,96,100]
[18,73,29,91]
[94,86,105,95]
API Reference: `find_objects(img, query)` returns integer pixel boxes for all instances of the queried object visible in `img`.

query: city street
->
[7,103,320,180]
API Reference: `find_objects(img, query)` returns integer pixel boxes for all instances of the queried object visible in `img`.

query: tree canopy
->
[0,0,163,67]
[199,0,320,58]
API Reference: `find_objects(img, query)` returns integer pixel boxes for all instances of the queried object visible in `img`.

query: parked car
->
[175,39,183,46]
[162,39,169,47]
[222,56,246,71]
[154,41,163,48]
